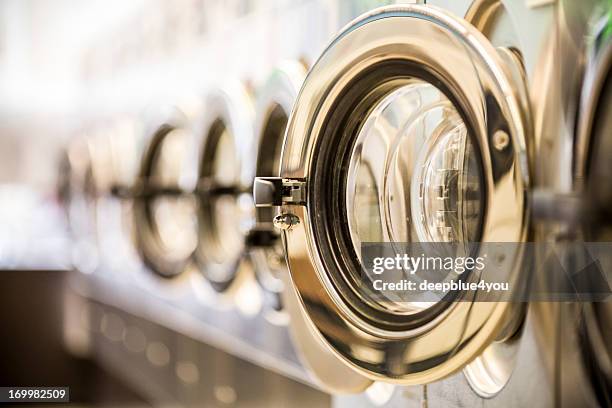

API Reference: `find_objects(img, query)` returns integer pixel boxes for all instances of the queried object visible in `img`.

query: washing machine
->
[535,0,612,406]
[254,1,558,406]
[58,136,94,246]
[248,61,308,318]
[94,115,145,273]
[61,127,117,273]
[192,83,255,293]
[132,106,199,278]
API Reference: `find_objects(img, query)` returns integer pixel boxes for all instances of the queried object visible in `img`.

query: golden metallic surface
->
[279,4,531,384]
[461,0,537,397]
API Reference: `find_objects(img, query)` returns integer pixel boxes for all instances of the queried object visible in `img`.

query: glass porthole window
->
[134,116,198,278]
[146,128,198,263]
[345,80,484,315]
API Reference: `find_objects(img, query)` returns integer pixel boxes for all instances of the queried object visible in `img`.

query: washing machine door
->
[255,5,531,384]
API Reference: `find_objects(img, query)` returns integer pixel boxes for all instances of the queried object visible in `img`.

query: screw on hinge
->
[273,213,300,230]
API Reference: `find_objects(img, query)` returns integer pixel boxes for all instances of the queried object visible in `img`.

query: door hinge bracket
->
[253,177,306,207]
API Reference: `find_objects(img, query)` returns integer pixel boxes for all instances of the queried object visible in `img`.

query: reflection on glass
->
[346,80,484,314]
[149,128,198,261]
[208,123,243,267]
[352,162,382,243]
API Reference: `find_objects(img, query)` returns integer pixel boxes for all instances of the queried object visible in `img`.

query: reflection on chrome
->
[347,81,482,248]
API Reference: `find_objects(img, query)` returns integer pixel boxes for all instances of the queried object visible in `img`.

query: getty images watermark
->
[369,251,508,294]
[359,242,612,303]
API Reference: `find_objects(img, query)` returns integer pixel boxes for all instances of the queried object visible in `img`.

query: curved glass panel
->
[346,80,484,313]
[148,128,198,261]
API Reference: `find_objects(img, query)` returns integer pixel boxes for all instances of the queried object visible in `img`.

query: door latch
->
[253,177,306,207]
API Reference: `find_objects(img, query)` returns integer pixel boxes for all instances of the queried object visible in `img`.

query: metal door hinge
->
[253,177,306,207]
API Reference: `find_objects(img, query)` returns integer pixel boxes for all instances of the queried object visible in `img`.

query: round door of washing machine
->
[133,108,199,278]
[193,84,254,292]
[254,3,540,392]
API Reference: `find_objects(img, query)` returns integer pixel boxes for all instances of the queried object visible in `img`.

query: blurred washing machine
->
[535,0,612,406]
[60,126,116,274]
[61,116,146,276]
[254,1,558,406]
[95,116,145,273]
[192,82,255,293]
[132,106,199,278]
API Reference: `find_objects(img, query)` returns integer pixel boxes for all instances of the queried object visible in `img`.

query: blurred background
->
[0,1,402,406]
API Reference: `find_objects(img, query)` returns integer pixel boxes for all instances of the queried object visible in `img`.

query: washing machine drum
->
[255,5,531,384]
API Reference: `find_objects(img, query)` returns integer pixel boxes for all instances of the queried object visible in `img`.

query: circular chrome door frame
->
[193,83,255,292]
[133,106,199,278]
[278,5,530,384]
[248,61,307,314]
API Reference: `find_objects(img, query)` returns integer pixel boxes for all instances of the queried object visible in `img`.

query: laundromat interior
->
[0,0,611,407]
